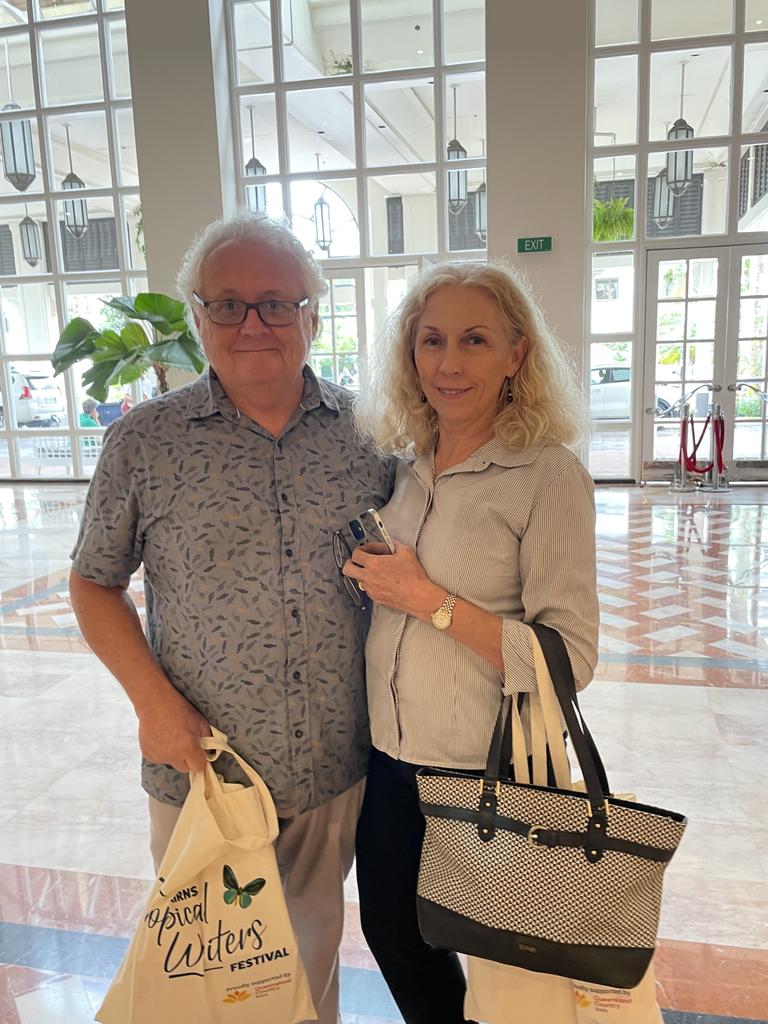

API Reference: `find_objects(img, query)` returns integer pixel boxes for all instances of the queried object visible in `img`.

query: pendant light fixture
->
[0,40,36,192]
[244,106,267,215]
[665,61,694,198]
[312,153,332,252]
[475,139,487,243]
[447,84,467,215]
[651,168,675,230]
[62,123,88,238]
[19,203,41,266]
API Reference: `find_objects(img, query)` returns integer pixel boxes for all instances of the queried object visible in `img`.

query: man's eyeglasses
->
[192,292,310,327]
[332,530,366,609]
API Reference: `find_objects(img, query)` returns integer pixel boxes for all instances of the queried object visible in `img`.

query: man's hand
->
[137,689,212,773]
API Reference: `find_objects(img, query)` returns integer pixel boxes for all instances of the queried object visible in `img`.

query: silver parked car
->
[0,369,67,428]
[590,366,675,420]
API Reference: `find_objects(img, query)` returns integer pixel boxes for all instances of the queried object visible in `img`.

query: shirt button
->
[285,548,293,557]
[291,608,299,619]
[281,492,289,501]
[294,729,304,739]
[292,671,301,680]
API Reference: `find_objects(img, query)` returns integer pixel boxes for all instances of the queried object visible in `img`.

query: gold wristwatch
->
[430,592,456,630]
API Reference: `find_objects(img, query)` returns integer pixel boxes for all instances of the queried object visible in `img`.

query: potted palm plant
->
[52,292,205,402]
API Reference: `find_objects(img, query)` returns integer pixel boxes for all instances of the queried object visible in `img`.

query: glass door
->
[727,248,768,479]
[642,245,768,483]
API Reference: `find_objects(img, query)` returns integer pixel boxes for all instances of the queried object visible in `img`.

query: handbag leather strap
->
[481,624,612,861]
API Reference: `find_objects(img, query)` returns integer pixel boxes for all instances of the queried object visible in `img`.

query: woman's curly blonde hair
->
[355,261,586,455]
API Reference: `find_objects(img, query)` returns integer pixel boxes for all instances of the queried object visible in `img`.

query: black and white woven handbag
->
[415,623,687,989]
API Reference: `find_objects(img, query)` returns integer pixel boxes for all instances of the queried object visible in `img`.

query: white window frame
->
[585,0,768,482]
[226,0,487,387]
[0,0,145,480]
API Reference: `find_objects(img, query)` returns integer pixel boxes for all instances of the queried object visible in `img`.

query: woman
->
[79,398,101,427]
[342,262,598,1024]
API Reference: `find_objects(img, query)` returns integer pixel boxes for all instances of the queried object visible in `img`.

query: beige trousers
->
[148,779,365,1024]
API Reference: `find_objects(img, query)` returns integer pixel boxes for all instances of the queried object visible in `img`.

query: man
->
[69,215,393,1024]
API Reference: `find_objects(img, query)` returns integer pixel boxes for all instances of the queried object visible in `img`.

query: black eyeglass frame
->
[192,291,310,327]
[332,530,367,609]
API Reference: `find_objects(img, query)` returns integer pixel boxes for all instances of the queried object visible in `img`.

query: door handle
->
[727,384,738,392]
[711,384,722,392]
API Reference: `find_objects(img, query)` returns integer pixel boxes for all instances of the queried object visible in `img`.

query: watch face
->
[432,608,451,629]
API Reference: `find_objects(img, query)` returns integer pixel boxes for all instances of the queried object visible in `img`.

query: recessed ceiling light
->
[416,49,424,54]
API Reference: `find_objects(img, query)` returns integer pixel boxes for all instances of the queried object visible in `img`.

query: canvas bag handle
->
[195,727,280,844]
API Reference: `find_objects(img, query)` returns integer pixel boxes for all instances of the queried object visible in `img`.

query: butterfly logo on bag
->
[223,865,266,908]
[574,992,592,1008]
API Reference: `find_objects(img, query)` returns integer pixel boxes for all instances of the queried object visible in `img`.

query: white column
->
[125,0,237,296]
[486,0,589,362]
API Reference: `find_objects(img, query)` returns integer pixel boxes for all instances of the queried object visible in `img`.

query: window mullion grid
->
[97,7,130,292]
[350,0,369,261]
[270,0,291,217]
[224,0,246,207]
[28,0,77,474]
[434,0,447,258]
[0,318,21,475]
[259,61,481,94]
[730,13,746,236]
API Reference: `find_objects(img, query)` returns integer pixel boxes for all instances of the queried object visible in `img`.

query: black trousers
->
[355,748,473,1024]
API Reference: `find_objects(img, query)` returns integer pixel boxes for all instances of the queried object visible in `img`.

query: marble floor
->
[0,482,767,1024]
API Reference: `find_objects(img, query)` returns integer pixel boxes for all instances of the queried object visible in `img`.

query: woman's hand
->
[342,542,446,619]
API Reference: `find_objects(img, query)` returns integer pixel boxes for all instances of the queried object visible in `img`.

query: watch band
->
[430,592,457,630]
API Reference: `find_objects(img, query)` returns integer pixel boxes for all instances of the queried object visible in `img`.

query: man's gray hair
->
[176,214,328,324]
[82,398,99,414]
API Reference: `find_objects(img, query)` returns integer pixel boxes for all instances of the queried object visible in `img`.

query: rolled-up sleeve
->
[501,463,598,694]
[70,420,144,587]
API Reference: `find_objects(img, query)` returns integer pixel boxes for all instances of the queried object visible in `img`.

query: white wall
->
[486,0,588,362]
[125,0,237,297]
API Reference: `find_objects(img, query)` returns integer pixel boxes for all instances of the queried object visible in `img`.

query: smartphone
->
[347,508,396,554]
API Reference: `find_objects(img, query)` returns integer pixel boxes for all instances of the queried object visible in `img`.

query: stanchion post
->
[670,402,695,492]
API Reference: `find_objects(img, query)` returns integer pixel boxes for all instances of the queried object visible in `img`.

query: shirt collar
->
[411,436,546,486]
[184,365,341,421]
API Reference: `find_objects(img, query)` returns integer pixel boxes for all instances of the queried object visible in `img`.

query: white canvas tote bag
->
[464,629,665,1024]
[97,729,316,1024]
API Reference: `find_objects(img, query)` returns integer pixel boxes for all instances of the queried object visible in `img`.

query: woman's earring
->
[420,393,428,404]
[506,377,514,403]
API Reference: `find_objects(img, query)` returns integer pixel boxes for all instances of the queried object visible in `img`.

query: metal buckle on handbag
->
[528,825,546,847]
[479,780,501,796]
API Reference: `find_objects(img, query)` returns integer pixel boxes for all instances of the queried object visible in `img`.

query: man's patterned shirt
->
[71,368,393,813]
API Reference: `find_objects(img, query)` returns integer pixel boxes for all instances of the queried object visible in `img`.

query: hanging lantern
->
[62,124,88,238]
[665,62,694,197]
[19,204,41,267]
[652,168,675,230]
[244,106,267,214]
[475,181,487,243]
[447,85,467,215]
[313,191,332,252]
[1,103,36,192]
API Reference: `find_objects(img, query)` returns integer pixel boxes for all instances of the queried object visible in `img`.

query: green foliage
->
[52,292,205,403]
[593,197,634,242]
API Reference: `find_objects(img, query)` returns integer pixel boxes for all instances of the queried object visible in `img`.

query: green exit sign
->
[517,236,553,253]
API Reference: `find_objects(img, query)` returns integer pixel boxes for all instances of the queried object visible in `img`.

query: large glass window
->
[587,0,764,481]
[229,0,486,389]
[0,1,141,479]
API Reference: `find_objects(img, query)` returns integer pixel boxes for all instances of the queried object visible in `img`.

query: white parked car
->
[0,369,67,428]
[590,366,675,420]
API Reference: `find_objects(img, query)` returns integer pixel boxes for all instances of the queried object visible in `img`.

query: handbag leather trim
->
[418,799,676,863]
[416,896,653,989]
